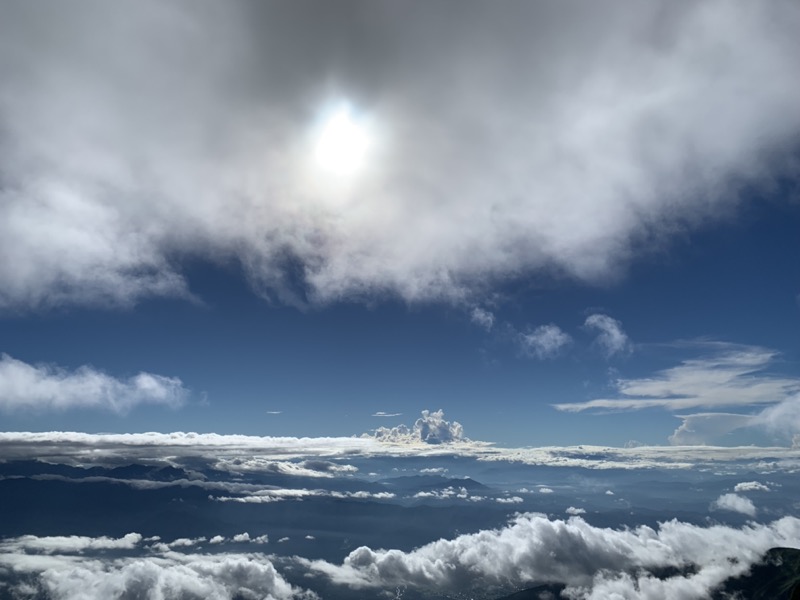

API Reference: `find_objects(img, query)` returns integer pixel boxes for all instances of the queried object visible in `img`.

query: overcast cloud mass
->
[1,0,799,309]
[1,3,799,597]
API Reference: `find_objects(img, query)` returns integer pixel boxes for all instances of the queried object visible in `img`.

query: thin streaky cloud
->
[554,343,800,412]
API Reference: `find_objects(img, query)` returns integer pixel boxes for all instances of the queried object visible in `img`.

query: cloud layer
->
[307,513,800,598]
[0,533,314,600]
[555,343,800,413]
[0,353,187,413]
[1,1,799,309]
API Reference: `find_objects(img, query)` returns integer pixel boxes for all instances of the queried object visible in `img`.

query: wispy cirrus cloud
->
[0,353,187,413]
[584,313,631,358]
[554,343,800,413]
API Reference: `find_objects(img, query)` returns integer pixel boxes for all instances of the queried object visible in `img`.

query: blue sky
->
[1,1,799,448]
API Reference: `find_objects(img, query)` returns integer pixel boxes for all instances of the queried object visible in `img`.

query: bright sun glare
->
[314,105,370,176]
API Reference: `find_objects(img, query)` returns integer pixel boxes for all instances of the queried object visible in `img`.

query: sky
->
[1,0,800,448]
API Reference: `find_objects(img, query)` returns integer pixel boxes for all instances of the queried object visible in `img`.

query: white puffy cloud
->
[166,537,206,548]
[711,493,757,517]
[1,2,798,310]
[734,481,770,493]
[584,314,631,358]
[496,496,523,504]
[0,353,187,413]
[518,325,572,359]
[419,467,448,474]
[368,409,466,445]
[555,343,800,413]
[566,506,586,515]
[0,532,313,599]
[306,513,800,597]
[414,487,467,500]
[7,553,312,600]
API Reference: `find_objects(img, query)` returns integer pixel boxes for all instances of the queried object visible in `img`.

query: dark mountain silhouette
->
[715,547,800,600]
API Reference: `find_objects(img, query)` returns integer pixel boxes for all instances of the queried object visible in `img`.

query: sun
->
[313,104,370,176]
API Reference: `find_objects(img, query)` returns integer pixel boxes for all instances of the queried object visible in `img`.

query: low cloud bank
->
[306,513,800,599]
[3,429,800,472]
[0,534,314,600]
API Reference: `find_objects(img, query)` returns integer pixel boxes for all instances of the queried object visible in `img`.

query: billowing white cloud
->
[496,496,523,504]
[0,542,313,600]
[555,343,800,413]
[0,353,187,413]
[734,481,770,493]
[566,506,586,515]
[584,314,631,357]
[1,2,798,310]
[305,513,800,598]
[711,493,757,517]
[518,324,571,359]
[368,409,466,444]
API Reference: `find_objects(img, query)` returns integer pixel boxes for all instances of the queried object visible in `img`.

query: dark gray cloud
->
[1,1,798,309]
